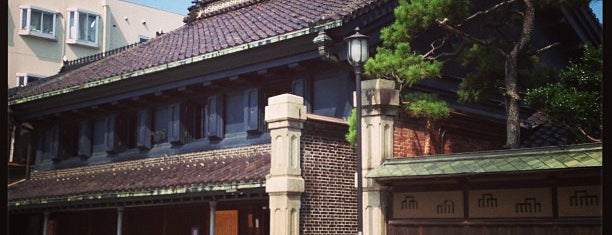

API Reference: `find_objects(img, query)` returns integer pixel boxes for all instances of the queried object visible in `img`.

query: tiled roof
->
[520,110,580,148]
[366,143,602,179]
[9,0,389,103]
[520,123,571,148]
[8,146,270,208]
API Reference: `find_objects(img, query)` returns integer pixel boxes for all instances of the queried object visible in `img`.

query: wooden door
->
[215,210,238,235]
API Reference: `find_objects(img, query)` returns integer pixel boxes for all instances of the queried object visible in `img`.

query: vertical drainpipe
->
[116,207,124,235]
[58,10,67,65]
[101,0,110,52]
[209,201,217,235]
[8,123,15,163]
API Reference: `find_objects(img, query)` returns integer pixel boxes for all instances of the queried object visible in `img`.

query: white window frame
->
[16,72,45,87]
[18,5,57,40]
[66,8,100,48]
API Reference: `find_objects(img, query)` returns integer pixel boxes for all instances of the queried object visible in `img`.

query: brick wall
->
[393,112,505,157]
[300,116,357,234]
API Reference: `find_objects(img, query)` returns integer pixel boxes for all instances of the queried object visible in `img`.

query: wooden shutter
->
[244,88,261,133]
[49,125,60,160]
[137,109,151,150]
[104,115,117,153]
[200,104,206,139]
[36,130,44,161]
[78,121,91,157]
[168,103,182,145]
[291,76,311,111]
[292,79,305,96]
[206,95,224,139]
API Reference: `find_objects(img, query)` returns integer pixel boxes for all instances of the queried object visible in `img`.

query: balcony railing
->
[59,42,142,73]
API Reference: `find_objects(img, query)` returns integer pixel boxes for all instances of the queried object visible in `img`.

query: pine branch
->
[459,0,518,27]
[432,41,466,60]
[437,18,508,57]
[422,36,449,60]
[528,42,561,55]
[578,126,602,142]
[391,71,406,93]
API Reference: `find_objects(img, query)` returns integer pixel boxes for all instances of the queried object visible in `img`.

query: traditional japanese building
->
[7,0,602,235]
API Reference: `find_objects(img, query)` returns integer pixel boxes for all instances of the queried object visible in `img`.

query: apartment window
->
[19,5,57,40]
[16,73,43,87]
[67,8,100,47]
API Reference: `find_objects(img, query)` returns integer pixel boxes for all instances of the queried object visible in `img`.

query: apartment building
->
[7,0,186,88]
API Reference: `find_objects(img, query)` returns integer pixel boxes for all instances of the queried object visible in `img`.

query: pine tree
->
[365,0,589,148]
[525,45,602,142]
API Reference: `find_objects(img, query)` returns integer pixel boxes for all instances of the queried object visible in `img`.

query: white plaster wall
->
[7,0,185,88]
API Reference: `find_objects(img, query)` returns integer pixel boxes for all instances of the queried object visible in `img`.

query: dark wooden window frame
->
[206,95,224,140]
[58,121,79,160]
[30,86,274,168]
[36,125,59,162]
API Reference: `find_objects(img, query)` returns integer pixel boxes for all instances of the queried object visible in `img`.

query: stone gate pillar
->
[265,94,307,235]
[361,79,399,235]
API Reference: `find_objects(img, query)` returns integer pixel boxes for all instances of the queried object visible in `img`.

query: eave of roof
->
[366,143,602,180]
[9,181,265,209]
[9,20,342,105]
[8,147,271,209]
[9,0,391,105]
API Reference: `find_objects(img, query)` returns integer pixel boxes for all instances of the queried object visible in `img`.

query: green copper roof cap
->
[366,143,602,179]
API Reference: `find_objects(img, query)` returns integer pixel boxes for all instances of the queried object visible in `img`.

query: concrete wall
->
[7,0,185,88]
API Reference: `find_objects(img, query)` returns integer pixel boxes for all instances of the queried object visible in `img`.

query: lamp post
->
[345,27,368,235]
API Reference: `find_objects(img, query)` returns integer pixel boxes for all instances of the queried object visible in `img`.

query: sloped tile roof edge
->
[9,181,265,209]
[366,143,602,179]
[8,144,272,209]
[8,19,343,105]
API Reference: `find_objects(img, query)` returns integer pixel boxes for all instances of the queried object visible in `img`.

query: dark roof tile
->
[8,149,270,202]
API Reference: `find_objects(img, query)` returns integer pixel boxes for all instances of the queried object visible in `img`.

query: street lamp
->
[345,27,368,235]
[346,28,369,67]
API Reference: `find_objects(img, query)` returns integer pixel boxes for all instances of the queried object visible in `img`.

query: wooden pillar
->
[264,94,306,235]
[42,211,50,235]
[361,79,399,235]
[209,201,217,235]
[116,207,124,235]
